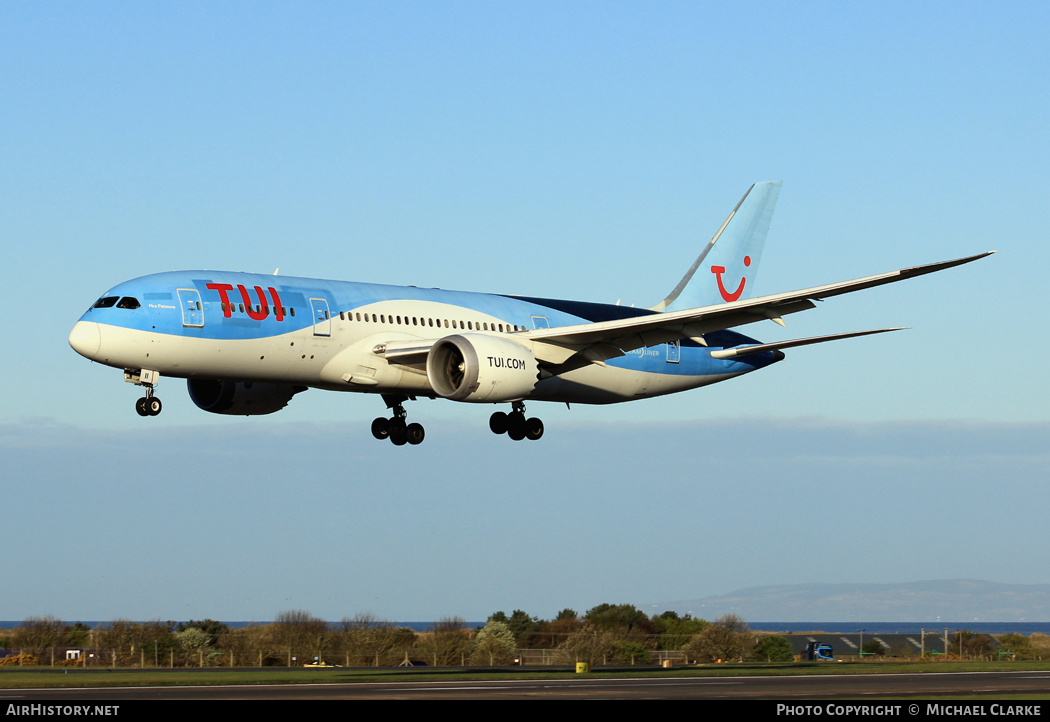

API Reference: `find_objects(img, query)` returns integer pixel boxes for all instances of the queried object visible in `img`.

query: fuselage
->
[69,270,780,406]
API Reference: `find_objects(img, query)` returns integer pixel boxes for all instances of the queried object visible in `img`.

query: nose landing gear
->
[490,402,543,441]
[127,369,162,417]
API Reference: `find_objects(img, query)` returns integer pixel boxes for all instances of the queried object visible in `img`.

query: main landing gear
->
[371,394,425,446]
[369,397,545,446]
[489,401,543,441]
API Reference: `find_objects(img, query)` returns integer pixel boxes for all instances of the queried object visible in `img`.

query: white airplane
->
[69,181,992,445]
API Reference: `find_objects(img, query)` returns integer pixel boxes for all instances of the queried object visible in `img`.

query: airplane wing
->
[373,252,992,369]
[522,252,993,365]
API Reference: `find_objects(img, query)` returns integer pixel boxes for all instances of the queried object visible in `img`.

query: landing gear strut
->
[128,369,162,417]
[490,401,543,441]
[371,394,425,446]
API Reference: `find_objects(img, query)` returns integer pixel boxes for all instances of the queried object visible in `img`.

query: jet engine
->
[426,334,539,402]
[187,379,306,415]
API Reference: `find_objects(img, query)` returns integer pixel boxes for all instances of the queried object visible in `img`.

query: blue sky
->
[2,2,1047,622]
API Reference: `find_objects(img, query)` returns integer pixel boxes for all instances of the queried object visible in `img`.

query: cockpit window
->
[116,297,141,309]
[92,296,119,309]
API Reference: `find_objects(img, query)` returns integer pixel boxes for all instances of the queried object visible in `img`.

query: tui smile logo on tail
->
[711,255,751,302]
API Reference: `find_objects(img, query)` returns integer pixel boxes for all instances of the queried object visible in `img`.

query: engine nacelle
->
[187,379,305,415]
[426,334,539,403]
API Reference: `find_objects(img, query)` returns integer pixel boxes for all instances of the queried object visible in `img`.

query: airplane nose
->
[69,320,101,359]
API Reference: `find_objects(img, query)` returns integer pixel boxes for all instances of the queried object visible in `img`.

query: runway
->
[5,669,1050,700]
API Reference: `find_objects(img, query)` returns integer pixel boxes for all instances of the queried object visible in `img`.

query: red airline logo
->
[711,255,750,302]
[206,283,285,321]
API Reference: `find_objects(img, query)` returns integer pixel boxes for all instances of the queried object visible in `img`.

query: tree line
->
[0,606,764,667]
[2,606,1045,667]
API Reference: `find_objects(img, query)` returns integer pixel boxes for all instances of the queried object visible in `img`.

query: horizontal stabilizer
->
[709,328,905,359]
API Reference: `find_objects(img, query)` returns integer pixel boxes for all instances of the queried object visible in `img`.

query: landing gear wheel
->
[507,412,527,441]
[146,397,162,416]
[406,422,425,445]
[489,411,508,435]
[525,417,544,441]
[135,397,149,416]
[376,395,424,446]
[371,417,390,440]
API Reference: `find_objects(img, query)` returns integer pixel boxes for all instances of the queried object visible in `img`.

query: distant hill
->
[648,581,1050,622]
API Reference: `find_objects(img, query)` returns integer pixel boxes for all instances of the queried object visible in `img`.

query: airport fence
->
[0,646,693,668]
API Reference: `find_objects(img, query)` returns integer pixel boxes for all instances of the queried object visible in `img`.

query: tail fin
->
[651,180,782,312]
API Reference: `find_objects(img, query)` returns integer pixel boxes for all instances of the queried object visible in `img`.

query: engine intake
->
[426,334,538,403]
[187,379,305,415]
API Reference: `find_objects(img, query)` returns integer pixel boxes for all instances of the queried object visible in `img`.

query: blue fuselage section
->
[73,270,780,405]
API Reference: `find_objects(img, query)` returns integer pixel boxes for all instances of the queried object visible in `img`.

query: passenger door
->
[177,288,204,327]
[310,298,331,337]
